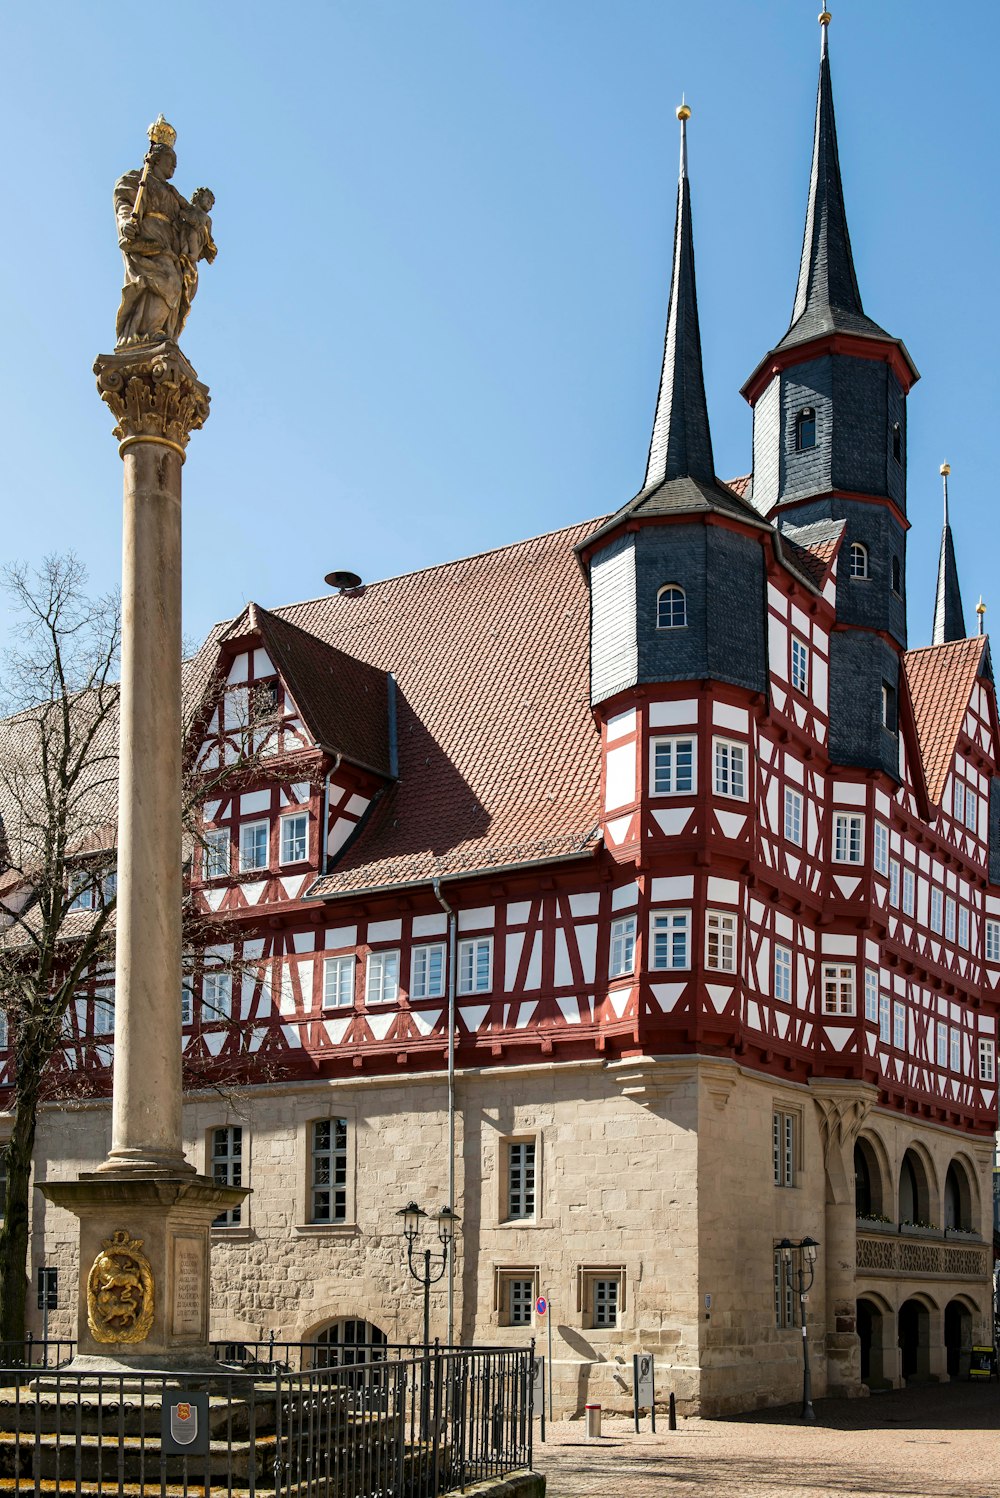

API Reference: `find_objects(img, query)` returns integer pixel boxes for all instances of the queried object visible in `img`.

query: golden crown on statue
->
[147,114,177,149]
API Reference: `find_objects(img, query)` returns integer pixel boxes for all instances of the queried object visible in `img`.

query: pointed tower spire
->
[932,463,967,644]
[644,100,716,489]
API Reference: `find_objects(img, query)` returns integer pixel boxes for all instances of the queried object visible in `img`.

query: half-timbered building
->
[7,18,998,1413]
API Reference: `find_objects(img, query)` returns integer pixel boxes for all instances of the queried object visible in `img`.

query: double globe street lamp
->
[396,1201,460,1353]
[778,1236,820,1420]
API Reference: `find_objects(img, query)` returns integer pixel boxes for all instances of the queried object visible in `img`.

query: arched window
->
[849,542,868,579]
[795,408,817,451]
[312,1318,387,1370]
[944,1162,971,1231]
[854,1138,884,1219]
[892,422,902,463]
[656,584,686,630]
[898,1148,930,1227]
[890,556,902,596]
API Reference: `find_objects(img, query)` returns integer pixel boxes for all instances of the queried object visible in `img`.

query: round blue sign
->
[535,1296,548,1316]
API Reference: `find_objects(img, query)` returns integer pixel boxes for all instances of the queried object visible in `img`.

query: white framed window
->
[959,906,970,949]
[873,822,889,877]
[986,920,1000,964]
[849,541,868,579]
[950,1027,961,1072]
[937,1023,949,1069]
[366,950,400,1005]
[93,990,115,1036]
[965,788,978,833]
[507,1141,536,1220]
[202,970,232,1020]
[651,910,690,971]
[953,782,965,822]
[902,868,915,917]
[879,994,890,1044]
[893,1002,906,1051]
[889,860,900,908]
[458,937,492,995]
[784,788,803,846]
[651,736,695,795]
[881,682,896,730]
[411,942,446,1000]
[310,1117,348,1223]
[656,584,686,629]
[864,969,879,1023]
[774,1248,796,1328]
[67,871,95,912]
[280,812,309,865]
[713,738,747,799]
[211,1125,243,1227]
[203,827,230,881]
[239,819,269,872]
[979,1038,996,1084]
[323,954,356,1009]
[930,888,944,935]
[705,910,737,973]
[791,636,809,694]
[609,916,636,979]
[181,979,194,1027]
[772,1111,797,1187]
[822,964,855,1016]
[945,897,956,943]
[774,946,792,1003]
[833,812,864,864]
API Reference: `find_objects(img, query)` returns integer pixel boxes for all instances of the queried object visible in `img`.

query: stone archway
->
[898,1298,930,1382]
[856,1297,890,1388]
[944,1299,973,1379]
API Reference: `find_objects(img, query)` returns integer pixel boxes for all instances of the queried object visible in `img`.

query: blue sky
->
[0,1,994,653]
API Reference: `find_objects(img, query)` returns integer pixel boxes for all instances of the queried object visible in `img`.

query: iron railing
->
[0,1342,533,1495]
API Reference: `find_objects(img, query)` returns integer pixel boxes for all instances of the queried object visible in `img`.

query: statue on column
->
[114,115,217,348]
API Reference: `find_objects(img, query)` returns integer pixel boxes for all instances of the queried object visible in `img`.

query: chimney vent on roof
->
[325,570,362,592]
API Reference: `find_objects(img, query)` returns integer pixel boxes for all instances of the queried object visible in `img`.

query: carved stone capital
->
[809,1079,878,1203]
[94,341,210,459]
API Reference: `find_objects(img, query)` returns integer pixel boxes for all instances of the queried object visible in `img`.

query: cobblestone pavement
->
[534,1383,1000,1497]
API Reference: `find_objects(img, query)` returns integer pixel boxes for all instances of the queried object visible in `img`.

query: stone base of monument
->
[40,1174,245,1371]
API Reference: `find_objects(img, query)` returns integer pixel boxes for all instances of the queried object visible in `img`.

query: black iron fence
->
[0,1342,533,1495]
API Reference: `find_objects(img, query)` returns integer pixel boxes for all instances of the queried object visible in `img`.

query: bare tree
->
[0,560,284,1347]
[0,557,120,1348]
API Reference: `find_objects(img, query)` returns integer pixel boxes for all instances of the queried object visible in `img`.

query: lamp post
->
[397,1201,459,1437]
[779,1236,819,1420]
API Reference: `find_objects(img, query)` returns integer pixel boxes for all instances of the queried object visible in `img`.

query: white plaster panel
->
[226,653,249,685]
[651,876,694,902]
[831,782,866,806]
[707,878,740,904]
[368,919,402,943]
[569,893,600,918]
[458,906,495,931]
[605,707,636,743]
[324,926,357,951]
[506,902,531,925]
[605,743,636,811]
[712,702,749,734]
[240,790,271,815]
[252,648,275,677]
[611,882,639,911]
[412,913,448,938]
[648,699,698,728]
[575,924,597,984]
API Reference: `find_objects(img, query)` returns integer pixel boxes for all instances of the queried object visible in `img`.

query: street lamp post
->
[397,1201,460,1436]
[779,1237,820,1421]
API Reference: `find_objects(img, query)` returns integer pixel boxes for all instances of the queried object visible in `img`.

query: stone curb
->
[442,1469,545,1498]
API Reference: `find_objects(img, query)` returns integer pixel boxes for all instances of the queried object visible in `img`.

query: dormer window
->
[890,556,902,596]
[795,408,817,452]
[848,542,868,579]
[656,584,686,630]
[892,422,902,463]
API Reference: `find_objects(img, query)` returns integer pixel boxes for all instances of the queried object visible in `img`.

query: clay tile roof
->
[278,520,603,897]
[779,518,845,587]
[903,635,987,805]
[224,604,393,778]
[726,474,752,499]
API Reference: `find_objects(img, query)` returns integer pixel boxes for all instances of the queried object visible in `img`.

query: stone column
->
[41,343,244,1373]
[810,1081,877,1397]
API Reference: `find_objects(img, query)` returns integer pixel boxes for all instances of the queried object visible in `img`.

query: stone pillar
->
[810,1081,877,1397]
[41,343,244,1373]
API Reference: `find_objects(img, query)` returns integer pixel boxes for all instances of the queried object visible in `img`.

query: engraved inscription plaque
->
[171,1235,205,1339]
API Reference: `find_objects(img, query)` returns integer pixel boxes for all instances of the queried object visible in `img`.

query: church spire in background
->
[933,463,967,644]
[644,101,716,489]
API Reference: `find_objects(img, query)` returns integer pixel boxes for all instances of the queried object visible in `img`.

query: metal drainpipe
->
[433,876,457,1346]
[319,755,342,875]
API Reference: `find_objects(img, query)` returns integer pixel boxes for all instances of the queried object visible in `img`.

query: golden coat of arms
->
[87,1228,155,1344]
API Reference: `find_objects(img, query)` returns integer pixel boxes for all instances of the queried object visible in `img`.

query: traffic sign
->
[535,1296,548,1317]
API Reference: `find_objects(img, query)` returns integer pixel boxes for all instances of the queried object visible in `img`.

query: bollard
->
[668,1392,677,1430]
[585,1403,602,1439]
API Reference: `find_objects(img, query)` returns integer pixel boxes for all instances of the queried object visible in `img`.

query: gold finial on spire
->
[819,9,832,24]
[147,113,177,149]
[940,462,951,476]
[977,597,987,635]
[676,97,691,123]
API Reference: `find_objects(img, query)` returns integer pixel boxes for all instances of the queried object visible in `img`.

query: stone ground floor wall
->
[15,1057,994,1416]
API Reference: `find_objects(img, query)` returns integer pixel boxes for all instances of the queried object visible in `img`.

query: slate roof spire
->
[644,100,716,489]
[777,10,895,353]
[932,463,967,645]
